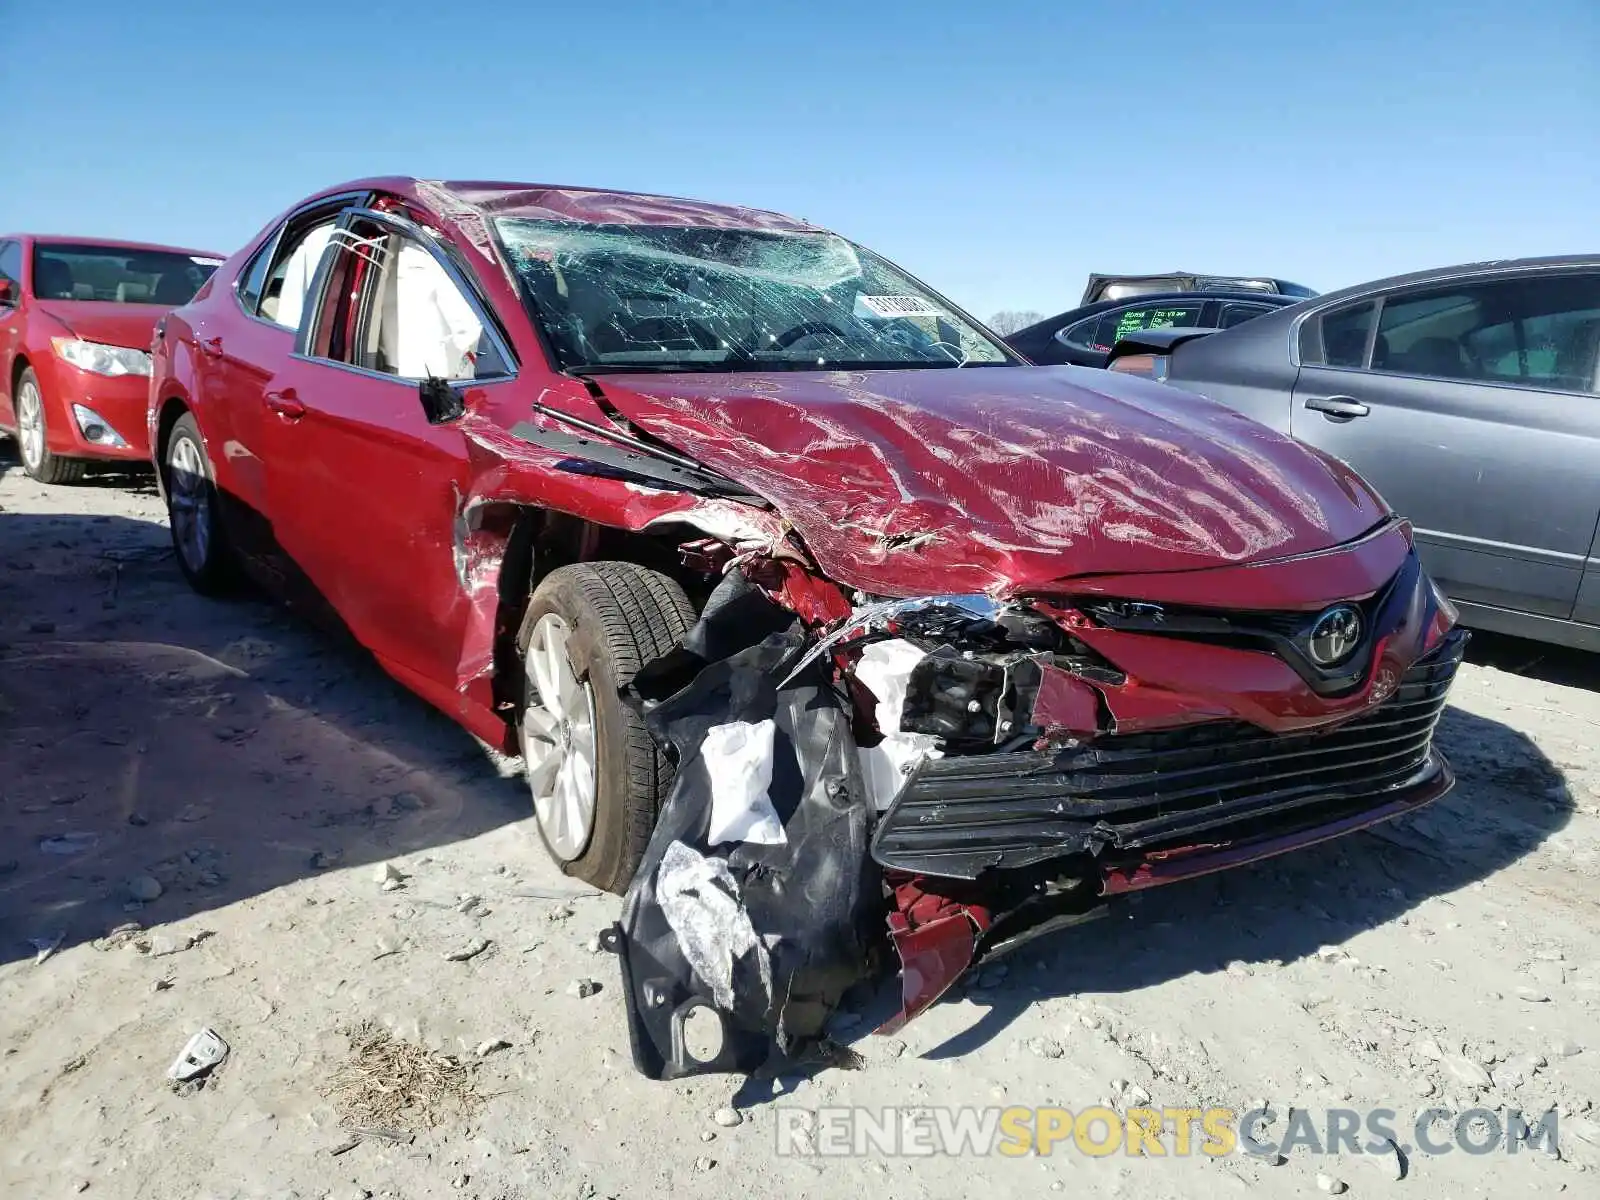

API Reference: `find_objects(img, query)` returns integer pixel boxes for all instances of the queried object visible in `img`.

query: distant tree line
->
[987,311,1045,335]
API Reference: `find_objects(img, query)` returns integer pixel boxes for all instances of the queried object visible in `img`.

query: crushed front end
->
[853,522,1463,1029]
[612,517,1464,1077]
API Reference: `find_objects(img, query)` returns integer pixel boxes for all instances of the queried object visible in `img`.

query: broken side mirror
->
[418,375,465,425]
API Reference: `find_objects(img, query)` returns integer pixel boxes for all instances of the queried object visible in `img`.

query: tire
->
[163,412,238,595]
[14,367,87,485]
[518,562,696,892]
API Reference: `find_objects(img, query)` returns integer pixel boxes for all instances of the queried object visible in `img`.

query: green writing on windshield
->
[1114,307,1198,343]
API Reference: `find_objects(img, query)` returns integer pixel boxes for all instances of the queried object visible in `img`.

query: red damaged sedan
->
[0,235,221,482]
[147,178,1462,1073]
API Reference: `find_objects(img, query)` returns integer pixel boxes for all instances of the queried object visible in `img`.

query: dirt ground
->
[2,445,1599,1200]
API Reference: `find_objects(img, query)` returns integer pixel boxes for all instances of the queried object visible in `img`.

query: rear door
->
[259,208,518,690]
[205,198,361,533]
[1290,270,1600,619]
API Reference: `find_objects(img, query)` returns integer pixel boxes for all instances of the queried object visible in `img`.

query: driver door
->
[259,209,518,694]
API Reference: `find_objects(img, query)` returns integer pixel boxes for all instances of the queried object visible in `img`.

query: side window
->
[1218,302,1273,329]
[313,224,509,382]
[236,237,276,315]
[1312,300,1377,368]
[259,219,338,329]
[1058,314,1103,350]
[1374,274,1600,390]
[0,240,20,305]
[1060,302,1204,352]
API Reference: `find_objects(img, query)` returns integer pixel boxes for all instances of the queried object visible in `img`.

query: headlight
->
[51,338,152,377]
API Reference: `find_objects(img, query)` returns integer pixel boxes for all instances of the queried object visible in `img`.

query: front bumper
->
[871,629,1465,1033]
[41,359,151,460]
[872,628,1465,880]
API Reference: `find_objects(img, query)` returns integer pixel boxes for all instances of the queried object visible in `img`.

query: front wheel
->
[518,562,695,892]
[164,412,238,595]
[14,368,87,485]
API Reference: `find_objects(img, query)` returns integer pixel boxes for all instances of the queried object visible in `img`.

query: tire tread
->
[525,561,695,890]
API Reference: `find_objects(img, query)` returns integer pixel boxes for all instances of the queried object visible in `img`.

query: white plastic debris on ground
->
[701,719,785,846]
[655,841,772,1012]
[853,638,942,811]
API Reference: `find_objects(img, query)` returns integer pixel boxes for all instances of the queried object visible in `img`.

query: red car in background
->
[0,234,221,482]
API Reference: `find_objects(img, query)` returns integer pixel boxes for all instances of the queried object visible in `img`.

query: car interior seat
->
[1546,319,1600,389]
[152,271,195,305]
[34,258,74,300]
[1324,326,1370,366]
[1397,336,1468,378]
[117,282,151,302]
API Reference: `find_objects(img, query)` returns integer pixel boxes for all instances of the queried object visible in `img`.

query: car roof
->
[6,233,223,258]
[1295,254,1600,308]
[302,176,822,234]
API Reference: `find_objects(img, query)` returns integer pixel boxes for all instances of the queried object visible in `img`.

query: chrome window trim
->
[231,190,373,331]
[286,350,516,391]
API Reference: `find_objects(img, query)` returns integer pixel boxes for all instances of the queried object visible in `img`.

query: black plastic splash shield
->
[614,623,881,1080]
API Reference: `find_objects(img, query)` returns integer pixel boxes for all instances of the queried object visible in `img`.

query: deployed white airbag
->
[853,638,941,811]
[701,718,786,846]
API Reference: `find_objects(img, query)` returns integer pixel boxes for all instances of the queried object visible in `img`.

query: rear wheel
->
[14,368,87,485]
[518,562,695,892]
[164,412,238,595]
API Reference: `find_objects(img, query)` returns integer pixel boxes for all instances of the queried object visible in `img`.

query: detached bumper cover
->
[872,629,1466,881]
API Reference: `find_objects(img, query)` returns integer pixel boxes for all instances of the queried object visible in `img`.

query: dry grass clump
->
[322,1021,481,1128]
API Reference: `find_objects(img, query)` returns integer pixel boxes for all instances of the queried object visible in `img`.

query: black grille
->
[871,629,1465,878]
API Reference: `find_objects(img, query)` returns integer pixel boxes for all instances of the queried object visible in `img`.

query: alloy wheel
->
[522,612,599,860]
[16,379,44,470]
[167,435,212,574]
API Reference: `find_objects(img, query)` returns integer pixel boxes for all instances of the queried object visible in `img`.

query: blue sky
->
[2,0,1595,319]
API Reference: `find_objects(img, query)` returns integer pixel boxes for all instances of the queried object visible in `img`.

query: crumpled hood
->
[597,365,1390,597]
[34,301,165,351]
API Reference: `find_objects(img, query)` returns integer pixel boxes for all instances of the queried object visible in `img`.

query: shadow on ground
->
[0,506,533,967]
[881,698,1574,1061]
[0,471,1580,1075]
[1465,626,1600,691]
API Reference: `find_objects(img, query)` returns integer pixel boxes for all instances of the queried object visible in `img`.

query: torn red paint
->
[877,876,992,1035]
[1031,664,1103,735]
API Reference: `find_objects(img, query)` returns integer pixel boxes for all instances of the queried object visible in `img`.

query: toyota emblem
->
[1308,604,1363,666]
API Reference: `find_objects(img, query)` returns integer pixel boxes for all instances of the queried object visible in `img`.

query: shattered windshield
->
[495,218,1013,372]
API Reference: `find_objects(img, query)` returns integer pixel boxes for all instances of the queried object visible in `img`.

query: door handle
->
[1303,395,1370,420]
[198,335,225,358]
[264,388,306,421]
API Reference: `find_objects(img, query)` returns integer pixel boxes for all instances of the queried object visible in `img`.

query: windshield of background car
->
[31,244,219,305]
[495,219,1014,372]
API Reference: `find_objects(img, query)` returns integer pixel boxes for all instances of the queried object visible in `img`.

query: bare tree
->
[987,310,1046,335]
